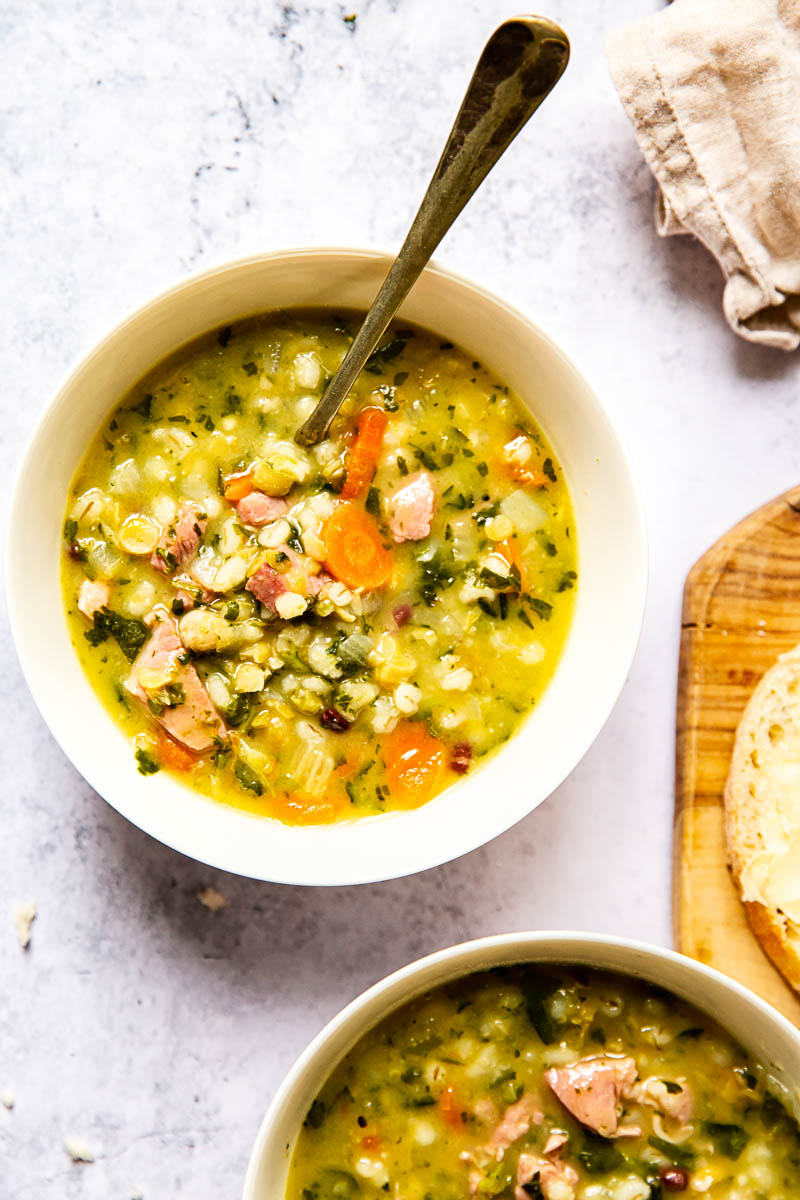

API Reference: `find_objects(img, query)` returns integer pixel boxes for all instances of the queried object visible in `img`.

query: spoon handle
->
[296,15,570,446]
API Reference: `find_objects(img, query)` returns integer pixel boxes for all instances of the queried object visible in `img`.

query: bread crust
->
[725,644,800,995]
[743,899,800,993]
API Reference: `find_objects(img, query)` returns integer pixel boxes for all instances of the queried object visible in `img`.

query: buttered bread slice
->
[726,643,800,992]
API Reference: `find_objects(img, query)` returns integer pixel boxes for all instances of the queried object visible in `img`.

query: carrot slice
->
[324,502,393,590]
[507,461,548,488]
[384,720,446,808]
[155,729,197,772]
[223,470,254,502]
[437,1086,466,1129]
[268,792,344,826]
[502,435,549,488]
[340,406,388,500]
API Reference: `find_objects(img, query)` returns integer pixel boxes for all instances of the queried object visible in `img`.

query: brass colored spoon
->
[295,15,569,447]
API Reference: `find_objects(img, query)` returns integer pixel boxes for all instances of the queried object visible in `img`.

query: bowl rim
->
[6,248,648,884]
[242,929,800,1199]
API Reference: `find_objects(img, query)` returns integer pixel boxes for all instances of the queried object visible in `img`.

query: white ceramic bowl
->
[7,249,646,884]
[243,930,800,1199]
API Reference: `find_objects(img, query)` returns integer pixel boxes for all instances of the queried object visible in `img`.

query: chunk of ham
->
[386,470,435,542]
[489,1093,543,1158]
[545,1056,638,1139]
[78,579,110,619]
[306,571,332,596]
[125,616,224,752]
[235,492,289,527]
[246,564,288,611]
[151,505,206,573]
[516,1152,578,1200]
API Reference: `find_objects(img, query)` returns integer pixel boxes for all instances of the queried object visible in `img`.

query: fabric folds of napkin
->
[607,0,800,350]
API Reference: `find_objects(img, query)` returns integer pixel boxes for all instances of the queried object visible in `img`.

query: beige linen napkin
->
[607,0,800,350]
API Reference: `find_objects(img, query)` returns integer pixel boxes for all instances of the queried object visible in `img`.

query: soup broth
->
[62,311,576,823]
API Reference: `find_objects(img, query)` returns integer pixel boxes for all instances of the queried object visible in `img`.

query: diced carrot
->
[340,406,388,500]
[437,1086,466,1129]
[360,1134,381,1151]
[384,720,446,808]
[155,729,198,772]
[494,538,526,591]
[332,758,359,781]
[323,503,393,590]
[507,461,548,488]
[223,470,254,502]
[268,792,344,826]
[503,435,549,488]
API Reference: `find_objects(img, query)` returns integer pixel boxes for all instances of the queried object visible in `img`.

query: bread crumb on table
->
[13,901,36,949]
[64,1136,95,1163]
[196,885,228,912]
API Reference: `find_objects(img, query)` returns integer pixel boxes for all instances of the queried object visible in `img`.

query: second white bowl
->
[243,931,800,1200]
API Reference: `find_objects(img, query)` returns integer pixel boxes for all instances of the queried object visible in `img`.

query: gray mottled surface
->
[2,0,799,1196]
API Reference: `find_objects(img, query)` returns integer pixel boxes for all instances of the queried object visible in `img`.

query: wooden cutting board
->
[676,484,800,1026]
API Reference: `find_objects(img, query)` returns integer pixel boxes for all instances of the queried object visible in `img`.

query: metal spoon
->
[295,14,569,447]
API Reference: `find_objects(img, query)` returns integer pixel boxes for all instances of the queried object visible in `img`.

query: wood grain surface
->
[676,484,800,1025]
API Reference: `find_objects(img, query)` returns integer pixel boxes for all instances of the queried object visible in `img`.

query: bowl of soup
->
[7,249,646,883]
[243,931,800,1200]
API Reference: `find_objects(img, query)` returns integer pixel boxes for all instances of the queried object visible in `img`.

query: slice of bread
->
[725,643,800,993]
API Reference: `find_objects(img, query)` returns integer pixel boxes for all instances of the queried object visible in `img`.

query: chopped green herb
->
[85,609,149,662]
[365,334,410,374]
[648,1135,695,1167]
[418,548,457,606]
[365,486,381,517]
[135,747,160,776]
[578,1133,624,1174]
[523,977,559,1044]
[286,526,304,554]
[130,393,153,419]
[410,444,439,471]
[156,548,178,573]
[525,597,553,621]
[472,503,500,527]
[234,759,263,795]
[225,693,253,728]
[304,1099,326,1129]
[704,1122,748,1160]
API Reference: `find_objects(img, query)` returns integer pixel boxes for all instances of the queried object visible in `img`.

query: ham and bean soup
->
[62,312,576,824]
[288,966,800,1200]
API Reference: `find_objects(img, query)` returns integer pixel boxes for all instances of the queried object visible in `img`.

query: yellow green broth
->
[61,310,576,824]
[287,966,800,1200]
